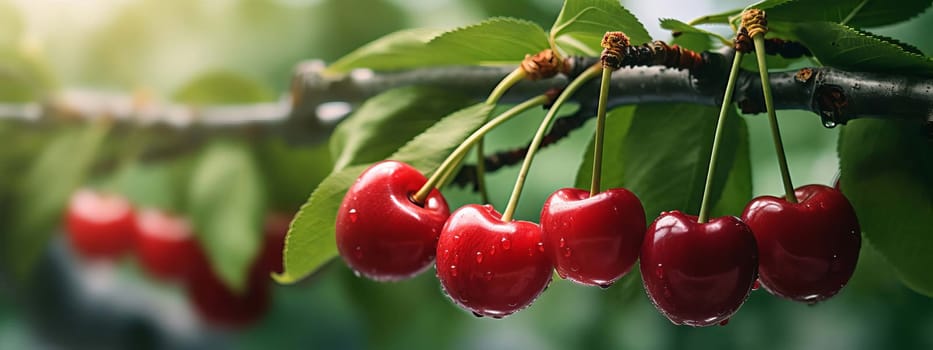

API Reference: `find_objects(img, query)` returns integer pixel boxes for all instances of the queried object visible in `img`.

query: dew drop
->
[598,282,612,289]
[823,120,837,128]
[655,263,664,280]
[450,265,458,277]
[352,270,362,278]
[752,279,760,290]
[500,237,511,250]
[559,238,566,248]
[348,208,359,223]
[719,318,730,326]
[472,311,484,318]
[353,246,363,259]
[528,248,534,256]
[475,251,484,263]
[484,271,493,281]
[563,247,572,257]
[489,245,496,256]
[454,234,461,240]
[537,242,545,252]
[507,302,517,307]
[570,265,580,272]
[443,249,450,259]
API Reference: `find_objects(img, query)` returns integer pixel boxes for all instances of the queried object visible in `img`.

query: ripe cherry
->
[540,188,646,286]
[187,252,270,329]
[436,204,552,318]
[741,184,860,303]
[64,189,136,260]
[335,160,450,281]
[134,209,201,281]
[640,211,758,327]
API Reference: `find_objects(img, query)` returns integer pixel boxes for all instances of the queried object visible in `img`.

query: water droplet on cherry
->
[489,245,496,256]
[348,208,359,223]
[450,265,458,277]
[752,279,760,290]
[537,241,545,252]
[719,318,730,326]
[655,263,664,280]
[484,271,493,281]
[353,246,363,259]
[598,282,612,289]
[500,237,511,250]
[563,247,572,257]
[472,311,483,318]
[559,237,566,248]
[475,251,484,263]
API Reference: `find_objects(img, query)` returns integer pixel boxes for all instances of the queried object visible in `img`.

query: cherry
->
[741,184,860,303]
[436,204,552,318]
[64,189,136,260]
[640,211,758,327]
[134,209,201,281]
[540,188,646,286]
[335,160,450,281]
[187,252,270,329]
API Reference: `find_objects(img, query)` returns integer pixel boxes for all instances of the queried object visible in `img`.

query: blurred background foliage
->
[0,0,931,349]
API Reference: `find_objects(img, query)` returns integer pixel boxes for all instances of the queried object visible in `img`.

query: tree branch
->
[3,49,932,143]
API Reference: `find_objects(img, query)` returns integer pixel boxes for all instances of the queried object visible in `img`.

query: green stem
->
[753,35,797,203]
[486,68,526,105]
[411,95,548,204]
[436,151,467,189]
[475,140,490,203]
[590,67,613,196]
[501,65,602,222]
[697,51,744,224]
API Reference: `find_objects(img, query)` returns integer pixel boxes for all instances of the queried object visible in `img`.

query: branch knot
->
[521,49,564,80]
[600,31,630,70]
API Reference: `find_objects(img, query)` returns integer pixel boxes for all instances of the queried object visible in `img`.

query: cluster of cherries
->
[64,189,289,328]
[335,160,861,325]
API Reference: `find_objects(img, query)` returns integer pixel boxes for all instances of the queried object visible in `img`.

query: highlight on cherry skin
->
[540,187,646,287]
[436,204,553,318]
[65,189,136,260]
[335,160,450,282]
[741,184,861,303]
[640,210,758,327]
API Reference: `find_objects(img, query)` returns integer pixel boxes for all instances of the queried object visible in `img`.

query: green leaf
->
[189,142,267,292]
[687,8,743,25]
[330,87,472,171]
[574,106,635,189]
[172,71,275,104]
[390,103,495,173]
[256,139,333,211]
[111,161,187,212]
[710,117,752,217]
[550,0,652,55]
[838,118,933,297]
[276,103,494,283]
[766,0,932,28]
[621,104,741,221]
[659,18,729,45]
[5,123,109,277]
[326,18,549,74]
[790,22,933,75]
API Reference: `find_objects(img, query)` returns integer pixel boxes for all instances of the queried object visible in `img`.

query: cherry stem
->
[411,94,548,204]
[501,65,602,222]
[475,140,490,203]
[697,51,744,224]
[753,35,797,203]
[589,67,613,196]
[471,68,529,204]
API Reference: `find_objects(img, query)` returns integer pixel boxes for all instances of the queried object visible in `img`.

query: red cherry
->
[540,188,646,286]
[436,204,552,318]
[640,211,758,326]
[65,189,136,260]
[335,160,449,281]
[187,253,270,329]
[134,209,201,281]
[259,212,292,275]
[741,184,860,303]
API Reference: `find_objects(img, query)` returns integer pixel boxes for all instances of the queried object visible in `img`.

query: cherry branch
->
[3,49,932,144]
